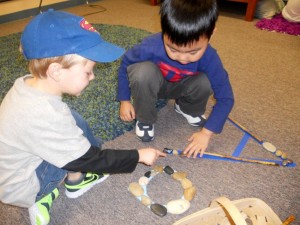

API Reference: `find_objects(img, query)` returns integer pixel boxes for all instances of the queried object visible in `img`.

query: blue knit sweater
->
[118,33,234,133]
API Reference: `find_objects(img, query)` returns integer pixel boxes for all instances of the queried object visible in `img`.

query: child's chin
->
[179,61,190,65]
[71,92,82,97]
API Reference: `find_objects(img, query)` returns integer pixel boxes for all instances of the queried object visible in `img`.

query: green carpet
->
[0,24,166,142]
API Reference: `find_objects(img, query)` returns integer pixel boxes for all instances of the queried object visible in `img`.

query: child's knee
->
[188,73,212,97]
[128,61,161,84]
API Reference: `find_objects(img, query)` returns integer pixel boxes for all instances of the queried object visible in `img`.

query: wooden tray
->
[173,197,283,225]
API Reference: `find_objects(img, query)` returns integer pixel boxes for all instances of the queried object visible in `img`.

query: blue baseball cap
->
[21,9,125,62]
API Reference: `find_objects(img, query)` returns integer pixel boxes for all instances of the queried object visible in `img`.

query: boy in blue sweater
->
[118,0,234,158]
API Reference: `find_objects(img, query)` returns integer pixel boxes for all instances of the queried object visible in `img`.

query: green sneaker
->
[65,172,109,199]
[28,188,59,225]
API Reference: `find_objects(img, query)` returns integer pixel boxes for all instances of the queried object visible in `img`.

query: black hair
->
[160,0,218,45]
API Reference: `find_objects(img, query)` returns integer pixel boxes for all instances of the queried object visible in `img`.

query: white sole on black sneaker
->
[136,135,154,142]
[174,103,205,127]
[135,121,154,142]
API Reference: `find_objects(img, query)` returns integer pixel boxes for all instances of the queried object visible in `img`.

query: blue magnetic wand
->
[163,148,295,167]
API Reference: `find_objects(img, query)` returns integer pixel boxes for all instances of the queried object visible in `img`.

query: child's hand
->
[138,148,166,166]
[183,128,213,158]
[120,101,135,121]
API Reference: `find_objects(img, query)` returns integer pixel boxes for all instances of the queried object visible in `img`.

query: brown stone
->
[181,178,193,189]
[141,195,152,206]
[172,171,187,181]
[129,182,144,197]
[153,165,164,173]
[184,186,197,201]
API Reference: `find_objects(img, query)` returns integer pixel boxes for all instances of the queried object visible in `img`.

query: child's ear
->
[209,27,217,42]
[47,63,62,81]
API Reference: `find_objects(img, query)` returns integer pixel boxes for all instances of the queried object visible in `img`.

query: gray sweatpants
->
[127,61,212,124]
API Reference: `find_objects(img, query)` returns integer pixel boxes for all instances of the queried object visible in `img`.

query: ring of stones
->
[128,165,196,217]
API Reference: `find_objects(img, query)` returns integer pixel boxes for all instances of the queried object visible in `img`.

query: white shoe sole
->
[174,103,205,126]
[65,174,109,199]
[28,204,48,225]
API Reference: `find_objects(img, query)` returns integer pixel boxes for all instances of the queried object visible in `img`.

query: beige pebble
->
[154,165,164,173]
[129,182,144,197]
[141,195,152,206]
[181,178,193,189]
[262,142,276,153]
[172,172,187,181]
[139,176,149,186]
[281,152,288,159]
[166,199,190,214]
[275,150,283,156]
[184,186,197,201]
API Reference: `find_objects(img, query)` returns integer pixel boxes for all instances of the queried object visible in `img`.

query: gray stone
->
[164,165,174,175]
[150,203,167,217]
[144,171,151,178]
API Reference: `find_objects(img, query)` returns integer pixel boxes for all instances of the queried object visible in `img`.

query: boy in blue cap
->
[118,0,234,158]
[0,10,165,225]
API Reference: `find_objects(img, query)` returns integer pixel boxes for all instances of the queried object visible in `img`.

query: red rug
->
[255,13,300,36]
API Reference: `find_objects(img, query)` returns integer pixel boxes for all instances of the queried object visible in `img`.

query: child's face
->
[163,34,209,64]
[59,59,96,96]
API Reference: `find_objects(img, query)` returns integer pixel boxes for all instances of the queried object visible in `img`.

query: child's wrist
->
[137,149,143,163]
[201,127,213,136]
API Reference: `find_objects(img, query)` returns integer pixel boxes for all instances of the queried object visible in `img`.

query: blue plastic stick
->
[174,150,296,168]
[232,133,251,157]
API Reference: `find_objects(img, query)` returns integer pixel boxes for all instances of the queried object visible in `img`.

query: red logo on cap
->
[80,19,97,32]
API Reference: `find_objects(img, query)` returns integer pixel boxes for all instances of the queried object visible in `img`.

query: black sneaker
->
[136,121,154,142]
[174,103,207,127]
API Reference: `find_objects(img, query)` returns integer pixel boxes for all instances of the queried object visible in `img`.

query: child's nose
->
[89,73,95,80]
[177,53,189,63]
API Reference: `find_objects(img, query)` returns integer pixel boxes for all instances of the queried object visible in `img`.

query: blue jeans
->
[71,110,101,148]
[35,109,100,201]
